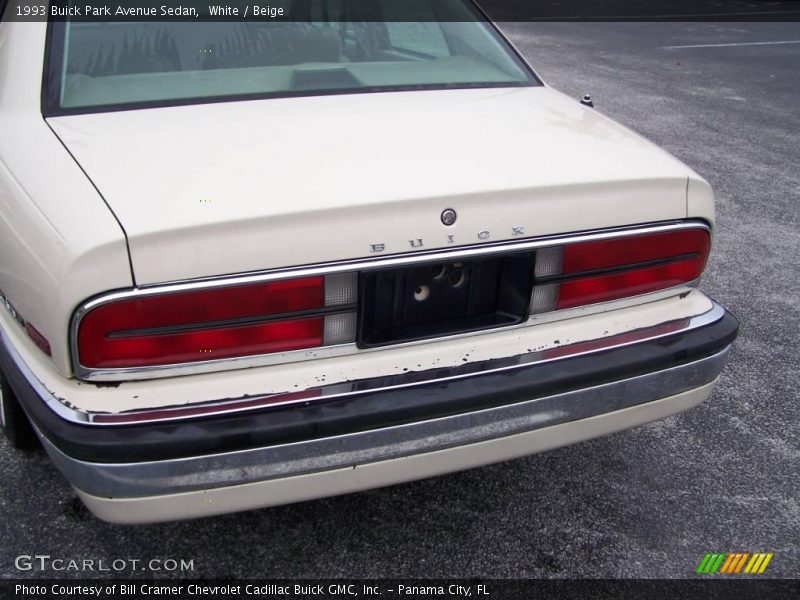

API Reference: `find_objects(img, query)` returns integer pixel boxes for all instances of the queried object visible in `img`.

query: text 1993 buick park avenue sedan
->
[0,1,738,523]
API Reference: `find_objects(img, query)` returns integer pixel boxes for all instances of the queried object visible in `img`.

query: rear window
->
[45,0,536,114]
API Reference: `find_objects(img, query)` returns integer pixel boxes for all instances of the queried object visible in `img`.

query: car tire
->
[0,369,40,451]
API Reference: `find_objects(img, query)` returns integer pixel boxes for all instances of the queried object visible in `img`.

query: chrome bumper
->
[41,347,730,499]
[1,299,737,502]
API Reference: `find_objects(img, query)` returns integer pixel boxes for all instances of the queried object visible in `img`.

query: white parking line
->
[662,40,800,50]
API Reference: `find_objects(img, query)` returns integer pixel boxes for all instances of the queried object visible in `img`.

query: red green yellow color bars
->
[696,552,773,575]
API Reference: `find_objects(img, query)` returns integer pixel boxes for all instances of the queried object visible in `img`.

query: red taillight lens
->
[80,317,324,369]
[77,275,356,369]
[83,277,324,334]
[556,259,706,309]
[561,229,710,275]
[531,228,710,313]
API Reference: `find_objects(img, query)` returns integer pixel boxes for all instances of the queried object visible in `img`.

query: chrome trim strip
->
[71,221,710,382]
[8,299,725,427]
[38,347,730,498]
[0,322,89,425]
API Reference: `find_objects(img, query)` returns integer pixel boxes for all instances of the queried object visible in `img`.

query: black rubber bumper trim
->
[5,310,738,464]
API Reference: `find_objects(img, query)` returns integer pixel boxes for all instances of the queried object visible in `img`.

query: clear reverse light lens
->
[530,283,560,314]
[325,273,358,307]
[534,247,563,278]
[324,312,357,345]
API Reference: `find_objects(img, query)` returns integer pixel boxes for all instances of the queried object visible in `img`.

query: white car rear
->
[0,1,737,523]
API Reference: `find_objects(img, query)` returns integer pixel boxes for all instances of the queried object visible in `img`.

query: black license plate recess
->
[357,252,536,348]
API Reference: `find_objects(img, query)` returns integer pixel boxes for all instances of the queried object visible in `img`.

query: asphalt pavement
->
[1,22,798,579]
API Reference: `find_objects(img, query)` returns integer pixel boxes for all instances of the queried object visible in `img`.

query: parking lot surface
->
[1,22,798,579]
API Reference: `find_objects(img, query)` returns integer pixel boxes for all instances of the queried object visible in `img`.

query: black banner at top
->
[5,0,800,22]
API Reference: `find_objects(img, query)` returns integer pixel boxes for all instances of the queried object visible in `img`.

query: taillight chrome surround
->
[71,221,710,382]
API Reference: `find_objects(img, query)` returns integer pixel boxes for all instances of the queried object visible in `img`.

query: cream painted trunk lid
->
[48,86,694,285]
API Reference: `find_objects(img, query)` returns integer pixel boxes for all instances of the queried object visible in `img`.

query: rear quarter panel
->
[0,21,132,376]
